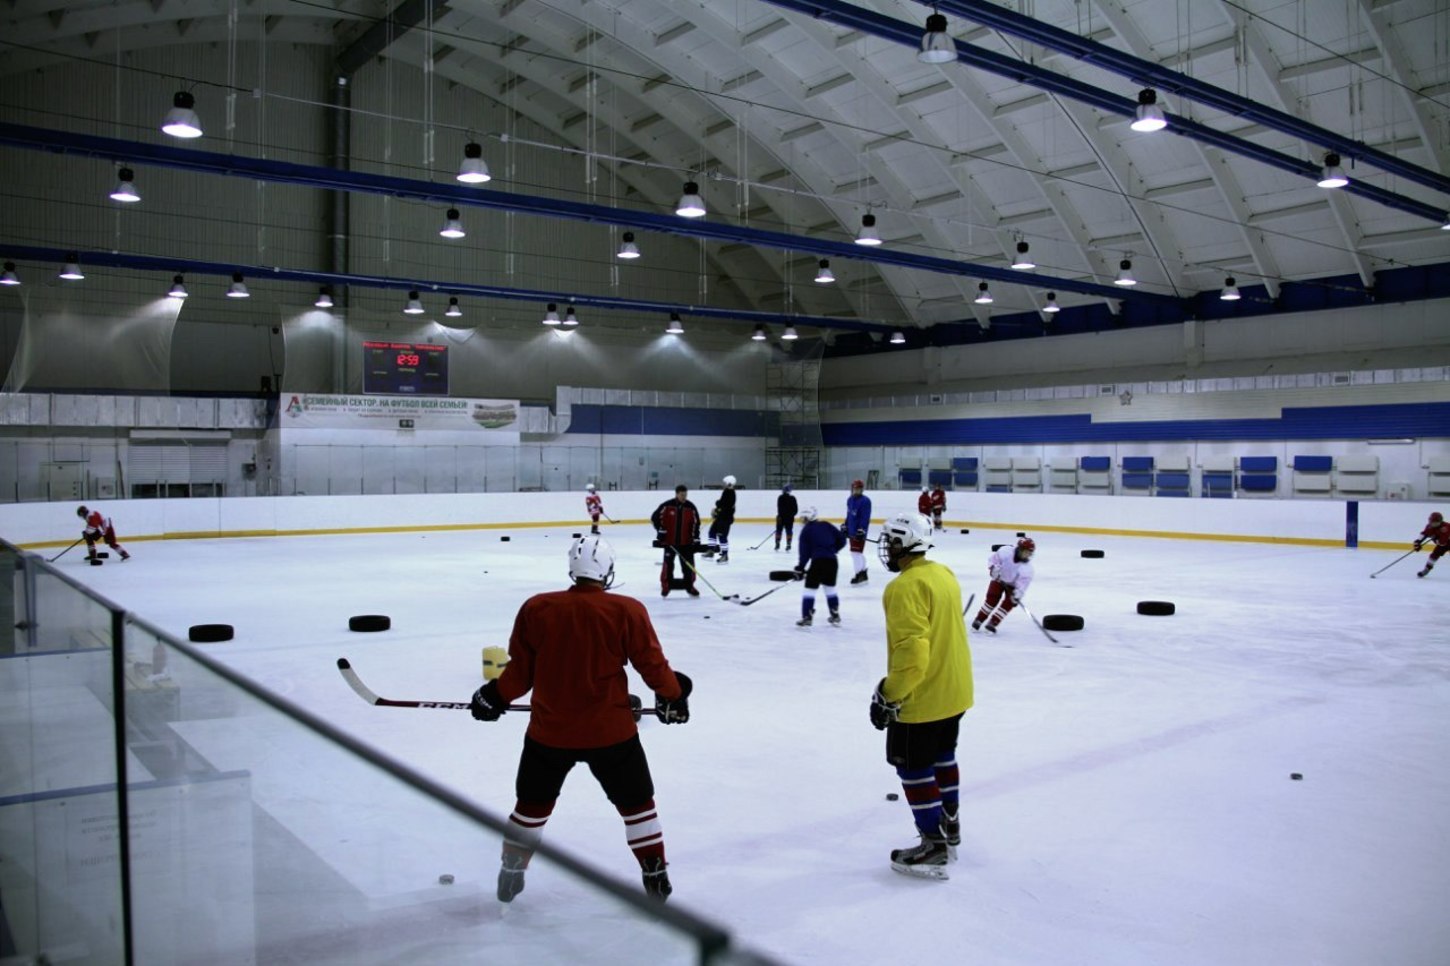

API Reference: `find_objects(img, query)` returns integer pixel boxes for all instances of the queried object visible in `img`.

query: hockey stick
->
[961,592,975,618]
[1016,601,1069,647]
[680,555,736,601]
[48,538,83,563]
[734,576,802,606]
[749,530,776,550]
[1369,548,1419,578]
[336,659,663,718]
[602,513,619,524]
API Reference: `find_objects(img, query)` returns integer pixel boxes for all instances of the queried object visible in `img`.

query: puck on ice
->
[438,874,455,885]
[1290,773,1303,781]
[885,792,899,801]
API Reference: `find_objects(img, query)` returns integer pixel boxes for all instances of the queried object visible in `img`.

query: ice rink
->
[64,519,1450,965]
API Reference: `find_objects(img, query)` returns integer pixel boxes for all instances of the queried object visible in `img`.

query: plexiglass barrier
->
[0,539,771,965]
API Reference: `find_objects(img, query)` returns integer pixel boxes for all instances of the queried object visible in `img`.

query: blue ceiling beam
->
[928,0,1450,200]
[0,120,1184,308]
[763,0,1447,224]
[0,244,902,336]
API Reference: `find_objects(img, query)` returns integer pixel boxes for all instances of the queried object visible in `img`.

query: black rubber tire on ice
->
[959,528,970,535]
[188,623,234,643]
[1016,532,1027,538]
[668,577,691,591]
[572,533,582,539]
[1042,614,1085,632]
[992,544,1005,551]
[348,614,392,632]
[1136,601,1176,616]
[1081,549,1105,558]
[89,558,103,566]
[500,535,510,542]
[769,570,800,582]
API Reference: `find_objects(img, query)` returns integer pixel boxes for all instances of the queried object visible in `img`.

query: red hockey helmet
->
[1432,512,1445,526]
[851,479,865,490]
[1015,537,1036,559]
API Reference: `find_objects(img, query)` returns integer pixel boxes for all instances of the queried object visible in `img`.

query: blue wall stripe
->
[566,404,780,438]
[822,402,1450,445]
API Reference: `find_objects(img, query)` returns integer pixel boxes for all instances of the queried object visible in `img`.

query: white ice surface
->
[63,522,1450,965]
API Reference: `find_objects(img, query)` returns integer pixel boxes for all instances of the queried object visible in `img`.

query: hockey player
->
[917,486,932,518]
[793,507,847,627]
[869,512,973,880]
[1414,510,1450,578]
[76,506,131,563]
[470,536,692,904]
[774,484,798,552]
[971,538,1035,633]
[844,479,873,584]
[651,485,702,597]
[929,483,947,532]
[708,475,737,563]
[585,484,604,535]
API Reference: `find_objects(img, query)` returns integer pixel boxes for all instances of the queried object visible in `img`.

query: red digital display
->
[363,341,448,395]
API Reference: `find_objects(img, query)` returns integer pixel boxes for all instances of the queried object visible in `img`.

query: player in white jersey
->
[970,538,1034,633]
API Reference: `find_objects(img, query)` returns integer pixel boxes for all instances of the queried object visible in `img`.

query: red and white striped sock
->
[619,799,665,866]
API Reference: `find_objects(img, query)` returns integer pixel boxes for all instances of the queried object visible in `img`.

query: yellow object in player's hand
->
[482,645,509,681]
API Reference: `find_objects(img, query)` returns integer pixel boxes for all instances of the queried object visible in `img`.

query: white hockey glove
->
[1010,586,1023,604]
[989,564,1001,580]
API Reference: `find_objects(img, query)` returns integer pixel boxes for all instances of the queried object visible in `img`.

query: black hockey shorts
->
[708,518,733,541]
[803,556,839,589]
[885,713,963,770]
[515,734,655,807]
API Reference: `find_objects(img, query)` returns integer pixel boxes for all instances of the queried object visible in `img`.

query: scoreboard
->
[363,341,448,395]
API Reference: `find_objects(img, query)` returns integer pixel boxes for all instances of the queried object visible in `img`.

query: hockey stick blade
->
[733,574,801,605]
[1016,604,1068,647]
[336,658,662,716]
[962,592,975,618]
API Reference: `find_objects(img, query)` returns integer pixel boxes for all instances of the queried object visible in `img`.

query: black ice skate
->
[497,852,528,902]
[641,856,672,902]
[851,570,868,585]
[890,829,950,880]
[1419,567,1430,578]
[796,615,813,627]
[828,612,841,625]
[941,806,961,861]
[970,620,982,631]
[716,551,729,564]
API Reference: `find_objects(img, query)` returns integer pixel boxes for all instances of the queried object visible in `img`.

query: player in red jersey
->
[76,506,131,562]
[1414,510,1450,578]
[917,486,932,518]
[929,483,947,531]
[585,483,604,534]
[470,535,692,903]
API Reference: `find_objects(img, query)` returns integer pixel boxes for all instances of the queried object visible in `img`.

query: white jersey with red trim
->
[987,545,1033,596]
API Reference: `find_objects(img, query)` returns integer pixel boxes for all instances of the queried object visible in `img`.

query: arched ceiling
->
[3,0,1448,338]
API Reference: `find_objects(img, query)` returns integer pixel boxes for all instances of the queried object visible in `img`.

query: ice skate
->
[497,852,528,902]
[851,570,868,585]
[641,856,671,902]
[983,623,998,634]
[716,551,729,564]
[685,586,700,597]
[970,620,982,631]
[941,806,961,861]
[828,612,841,625]
[890,830,950,880]
[796,615,813,627]
[1418,567,1430,578]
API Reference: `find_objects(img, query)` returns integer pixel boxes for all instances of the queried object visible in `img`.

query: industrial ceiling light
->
[1114,259,1137,286]
[855,212,882,246]
[1042,292,1061,314]
[973,281,993,304]
[439,208,465,239]
[315,286,334,309]
[814,259,835,283]
[1010,241,1035,270]
[918,11,955,64]
[889,330,906,344]
[563,305,579,326]
[617,231,641,259]
[1129,88,1167,133]
[666,312,684,334]
[782,325,799,341]
[445,296,462,318]
[751,323,767,341]
[542,302,561,325]
[167,274,188,299]
[456,141,491,184]
[0,262,19,286]
[675,181,706,218]
[1317,152,1349,189]
[109,167,141,203]
[403,290,424,314]
[161,91,203,139]
[1220,277,1241,301]
[59,254,84,281]
[226,272,249,297]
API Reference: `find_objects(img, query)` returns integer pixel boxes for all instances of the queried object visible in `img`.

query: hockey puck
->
[885,792,899,801]
[89,558,103,566]
[348,614,392,633]
[500,535,510,542]
[1136,601,1176,616]
[703,615,711,619]
[573,533,582,538]
[959,528,970,534]
[438,874,455,885]
[1081,549,1105,558]
[1290,773,1303,781]
[188,623,234,643]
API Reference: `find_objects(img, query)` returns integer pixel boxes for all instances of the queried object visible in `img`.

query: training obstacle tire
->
[1016,532,1027,538]
[348,614,392,632]
[572,533,582,539]
[668,577,691,591]
[1042,615,1085,632]
[959,528,970,535]
[499,535,510,542]
[1136,601,1176,616]
[188,623,234,643]
[992,543,1005,551]
[769,570,800,581]
[89,558,103,566]
[1081,549,1105,558]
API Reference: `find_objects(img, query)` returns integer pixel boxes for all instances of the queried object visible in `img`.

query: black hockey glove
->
[656,671,692,724]
[1414,538,1425,551]
[869,678,900,731]
[793,564,806,578]
[854,530,866,541]
[470,680,507,721]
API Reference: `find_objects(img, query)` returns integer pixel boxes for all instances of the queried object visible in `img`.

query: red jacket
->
[917,492,932,515]
[1421,521,1450,549]
[651,498,701,548]
[497,585,682,749]
[930,488,946,511]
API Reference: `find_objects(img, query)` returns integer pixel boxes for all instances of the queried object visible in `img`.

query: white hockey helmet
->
[585,483,596,492]
[800,506,818,522]
[723,474,737,487]
[877,512,933,572]
[568,535,616,586]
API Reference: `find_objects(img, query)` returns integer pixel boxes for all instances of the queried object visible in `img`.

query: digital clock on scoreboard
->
[362,341,449,395]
